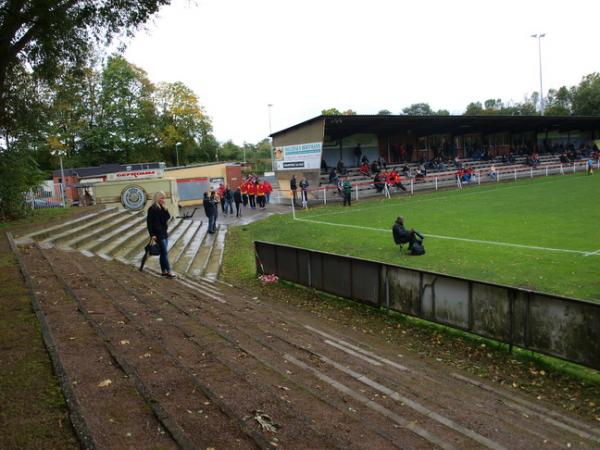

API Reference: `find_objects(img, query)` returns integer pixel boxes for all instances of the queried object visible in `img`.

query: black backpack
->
[410,241,425,256]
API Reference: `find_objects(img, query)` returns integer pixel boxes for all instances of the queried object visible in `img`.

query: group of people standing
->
[289,174,310,208]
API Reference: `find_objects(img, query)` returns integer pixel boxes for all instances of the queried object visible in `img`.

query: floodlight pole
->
[175,142,182,166]
[59,153,66,207]
[268,103,274,171]
[531,33,546,115]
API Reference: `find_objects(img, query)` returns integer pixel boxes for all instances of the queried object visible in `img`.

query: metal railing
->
[255,240,600,370]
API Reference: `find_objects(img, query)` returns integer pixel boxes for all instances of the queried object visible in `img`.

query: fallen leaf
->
[98,379,112,387]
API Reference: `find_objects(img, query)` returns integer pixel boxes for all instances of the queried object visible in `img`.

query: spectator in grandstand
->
[342,177,352,206]
[587,158,595,175]
[359,161,370,176]
[233,187,242,217]
[373,172,384,193]
[290,174,298,206]
[388,169,407,192]
[415,164,426,182]
[392,216,422,252]
[361,154,369,165]
[328,167,338,184]
[463,166,474,183]
[147,191,176,278]
[299,176,309,208]
[401,164,411,177]
[336,159,347,175]
[378,156,388,170]
[454,155,462,168]
[321,158,328,174]
[353,144,362,166]
[560,152,570,164]
[370,160,380,174]
[488,165,497,181]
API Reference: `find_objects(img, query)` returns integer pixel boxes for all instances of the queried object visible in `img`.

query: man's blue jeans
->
[158,238,170,273]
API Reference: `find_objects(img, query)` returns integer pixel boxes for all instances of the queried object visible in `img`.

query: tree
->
[464,101,483,115]
[0,0,171,126]
[571,73,600,115]
[402,103,435,115]
[545,86,573,116]
[95,55,159,164]
[321,108,342,115]
[155,81,212,165]
[378,109,392,115]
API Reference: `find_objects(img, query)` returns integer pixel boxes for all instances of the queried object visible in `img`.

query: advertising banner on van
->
[274,142,322,171]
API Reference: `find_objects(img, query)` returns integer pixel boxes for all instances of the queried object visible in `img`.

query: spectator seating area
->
[312,153,592,201]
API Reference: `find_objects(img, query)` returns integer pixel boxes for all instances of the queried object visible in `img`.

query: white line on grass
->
[307,172,595,220]
[294,217,597,256]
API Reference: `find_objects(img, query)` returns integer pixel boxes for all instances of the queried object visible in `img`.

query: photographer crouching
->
[392,216,425,255]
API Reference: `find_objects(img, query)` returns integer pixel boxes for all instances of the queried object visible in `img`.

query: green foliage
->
[572,72,600,115]
[0,0,171,124]
[378,109,392,115]
[402,103,434,115]
[0,147,44,220]
[321,108,342,115]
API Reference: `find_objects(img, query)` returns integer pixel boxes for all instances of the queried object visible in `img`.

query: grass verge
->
[0,207,88,449]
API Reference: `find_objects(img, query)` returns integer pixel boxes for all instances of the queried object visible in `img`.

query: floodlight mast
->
[531,33,546,115]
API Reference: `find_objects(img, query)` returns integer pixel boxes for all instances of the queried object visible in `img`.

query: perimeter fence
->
[255,240,600,370]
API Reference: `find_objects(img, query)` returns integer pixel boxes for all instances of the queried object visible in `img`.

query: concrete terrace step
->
[46,209,130,246]
[79,215,146,253]
[203,225,227,281]
[186,225,220,279]
[64,211,144,250]
[94,220,147,258]
[16,207,117,244]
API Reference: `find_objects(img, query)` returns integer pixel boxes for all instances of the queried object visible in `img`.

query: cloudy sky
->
[124,0,600,144]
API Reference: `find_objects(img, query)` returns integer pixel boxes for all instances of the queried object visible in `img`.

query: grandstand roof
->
[271,114,600,140]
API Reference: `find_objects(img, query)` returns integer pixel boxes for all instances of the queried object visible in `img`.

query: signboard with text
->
[107,169,164,181]
[274,142,322,171]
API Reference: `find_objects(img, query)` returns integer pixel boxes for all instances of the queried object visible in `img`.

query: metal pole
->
[268,104,274,172]
[59,155,66,208]
[323,187,326,205]
[532,34,546,115]
[355,185,359,201]
[410,179,414,195]
[435,177,438,190]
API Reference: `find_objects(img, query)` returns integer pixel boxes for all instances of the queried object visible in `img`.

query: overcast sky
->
[124,0,600,144]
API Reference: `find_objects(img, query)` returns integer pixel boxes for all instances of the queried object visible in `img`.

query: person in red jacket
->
[389,169,407,191]
[240,180,248,207]
[248,180,257,209]
[256,180,266,208]
[263,180,273,203]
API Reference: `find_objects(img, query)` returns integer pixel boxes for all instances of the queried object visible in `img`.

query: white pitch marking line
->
[305,325,408,371]
[284,353,457,450]
[294,217,596,256]
[584,248,600,257]
[321,355,506,450]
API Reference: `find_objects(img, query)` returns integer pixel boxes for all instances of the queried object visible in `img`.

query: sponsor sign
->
[120,185,147,210]
[107,169,163,181]
[274,142,322,171]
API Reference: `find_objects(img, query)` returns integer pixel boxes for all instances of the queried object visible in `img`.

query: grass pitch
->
[229,173,600,301]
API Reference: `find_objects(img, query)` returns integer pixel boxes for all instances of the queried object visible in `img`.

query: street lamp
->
[268,103,274,171]
[50,149,67,207]
[175,142,182,166]
[531,33,546,115]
